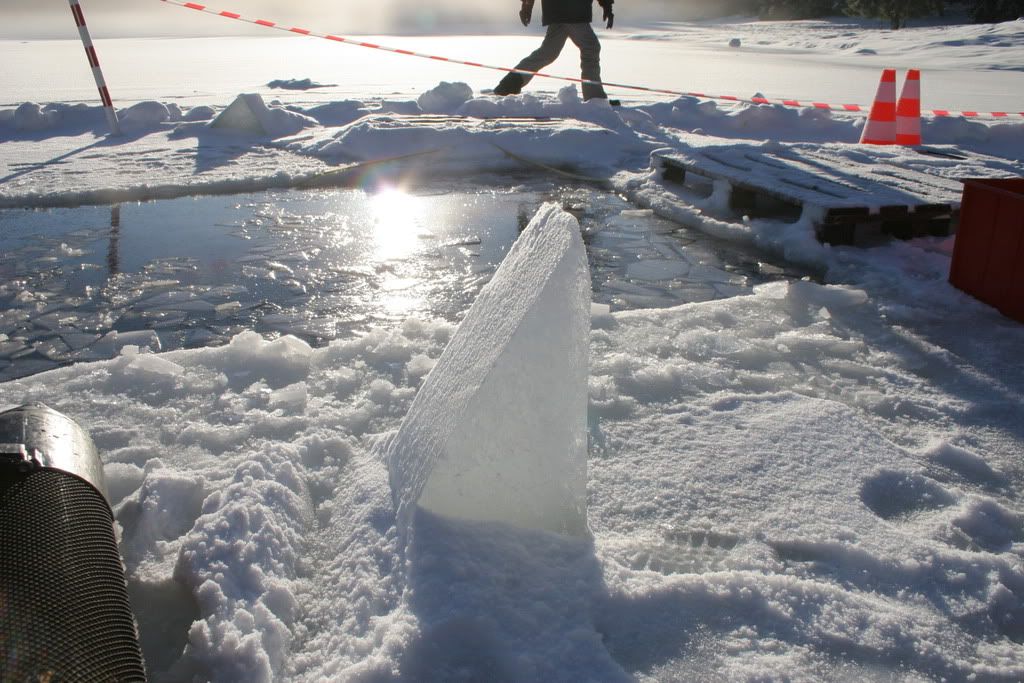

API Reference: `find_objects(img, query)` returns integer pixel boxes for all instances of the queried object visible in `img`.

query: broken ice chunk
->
[84,330,162,360]
[626,259,690,281]
[388,203,591,540]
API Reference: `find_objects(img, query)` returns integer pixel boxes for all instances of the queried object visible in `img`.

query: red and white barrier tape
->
[69,0,120,135]
[161,0,1023,120]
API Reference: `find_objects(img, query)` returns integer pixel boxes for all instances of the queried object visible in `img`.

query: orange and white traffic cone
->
[860,68,897,145]
[895,68,922,146]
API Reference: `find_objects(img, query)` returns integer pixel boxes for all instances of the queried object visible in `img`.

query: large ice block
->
[387,203,591,538]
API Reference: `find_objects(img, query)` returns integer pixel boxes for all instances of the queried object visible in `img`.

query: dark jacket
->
[540,0,612,26]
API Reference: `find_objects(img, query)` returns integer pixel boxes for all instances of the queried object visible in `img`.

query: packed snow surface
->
[2,14,1024,683]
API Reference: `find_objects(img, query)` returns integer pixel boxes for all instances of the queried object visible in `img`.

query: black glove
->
[519,0,534,27]
[601,2,614,29]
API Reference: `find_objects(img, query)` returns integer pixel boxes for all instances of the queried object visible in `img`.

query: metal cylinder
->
[0,403,146,682]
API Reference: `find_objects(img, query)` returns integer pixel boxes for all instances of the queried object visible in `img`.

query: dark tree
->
[758,0,844,19]
[844,0,945,28]
[968,0,1024,21]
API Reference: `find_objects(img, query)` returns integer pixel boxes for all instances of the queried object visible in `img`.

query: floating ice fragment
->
[32,338,72,361]
[60,332,101,351]
[215,301,243,316]
[30,312,67,332]
[184,328,224,346]
[86,330,162,359]
[138,290,201,309]
[387,203,591,539]
[112,352,184,380]
[713,282,752,298]
[264,261,295,276]
[626,259,690,281]
[0,339,29,360]
[59,243,86,257]
[604,279,664,296]
[689,263,746,285]
[242,265,276,280]
[758,262,786,276]
[206,285,250,298]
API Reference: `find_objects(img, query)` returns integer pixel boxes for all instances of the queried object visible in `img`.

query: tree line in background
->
[739,0,1024,28]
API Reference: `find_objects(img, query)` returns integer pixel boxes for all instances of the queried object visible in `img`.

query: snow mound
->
[417,81,473,114]
[387,203,591,540]
[120,101,174,129]
[266,78,334,90]
[210,94,316,138]
[13,102,60,132]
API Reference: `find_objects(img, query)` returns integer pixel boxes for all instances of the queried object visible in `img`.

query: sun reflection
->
[367,186,427,317]
[370,187,422,262]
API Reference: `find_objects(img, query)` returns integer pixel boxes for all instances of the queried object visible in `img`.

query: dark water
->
[0,180,804,381]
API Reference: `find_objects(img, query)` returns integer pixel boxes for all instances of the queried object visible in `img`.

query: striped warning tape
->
[69,0,120,135]
[160,0,1023,120]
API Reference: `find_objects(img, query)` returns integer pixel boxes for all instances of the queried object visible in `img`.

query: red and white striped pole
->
[68,0,121,136]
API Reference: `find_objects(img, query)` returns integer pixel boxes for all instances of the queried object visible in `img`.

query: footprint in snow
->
[618,528,743,575]
[860,469,956,521]
[925,441,1009,492]
[946,498,1024,554]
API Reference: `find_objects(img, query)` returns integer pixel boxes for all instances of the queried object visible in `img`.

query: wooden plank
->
[655,145,963,245]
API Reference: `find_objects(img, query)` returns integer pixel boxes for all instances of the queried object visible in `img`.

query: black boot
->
[493,72,525,96]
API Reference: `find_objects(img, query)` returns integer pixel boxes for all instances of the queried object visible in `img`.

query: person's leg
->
[567,23,607,100]
[494,24,570,95]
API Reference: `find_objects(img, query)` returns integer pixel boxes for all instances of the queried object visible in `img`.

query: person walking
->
[493,0,614,102]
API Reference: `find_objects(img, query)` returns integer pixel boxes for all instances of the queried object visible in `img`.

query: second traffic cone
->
[860,68,897,145]
[895,68,922,145]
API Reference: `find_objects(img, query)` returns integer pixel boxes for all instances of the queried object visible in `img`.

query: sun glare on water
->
[370,186,422,262]
[368,186,428,316]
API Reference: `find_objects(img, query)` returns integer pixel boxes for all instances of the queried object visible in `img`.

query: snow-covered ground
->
[2,15,1024,682]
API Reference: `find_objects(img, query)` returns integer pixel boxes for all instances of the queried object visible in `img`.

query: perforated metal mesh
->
[0,469,147,682]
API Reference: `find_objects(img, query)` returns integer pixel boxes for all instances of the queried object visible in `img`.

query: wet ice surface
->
[0,179,807,381]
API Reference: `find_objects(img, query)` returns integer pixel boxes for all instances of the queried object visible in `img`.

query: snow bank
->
[119,101,178,129]
[416,81,473,114]
[301,87,653,174]
[388,203,591,539]
[13,102,61,132]
[2,74,1021,209]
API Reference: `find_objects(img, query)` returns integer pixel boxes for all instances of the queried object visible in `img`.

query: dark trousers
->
[513,23,607,100]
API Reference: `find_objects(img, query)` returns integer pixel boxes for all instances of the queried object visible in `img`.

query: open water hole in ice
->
[0,179,812,382]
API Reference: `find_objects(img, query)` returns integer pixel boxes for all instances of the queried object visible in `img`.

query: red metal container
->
[949,179,1024,323]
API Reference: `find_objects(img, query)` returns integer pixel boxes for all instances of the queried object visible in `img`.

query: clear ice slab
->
[387,203,591,539]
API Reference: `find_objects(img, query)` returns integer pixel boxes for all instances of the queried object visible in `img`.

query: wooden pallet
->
[654,138,968,245]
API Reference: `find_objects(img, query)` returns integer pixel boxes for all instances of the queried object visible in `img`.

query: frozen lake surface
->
[0,179,805,381]
[3,15,1024,681]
